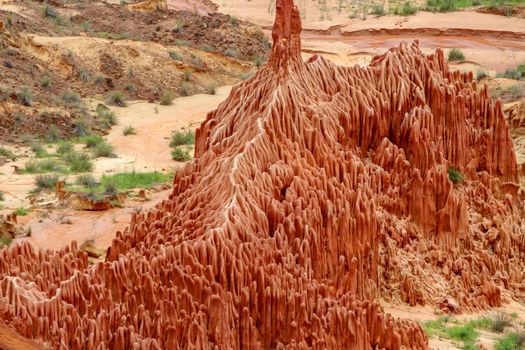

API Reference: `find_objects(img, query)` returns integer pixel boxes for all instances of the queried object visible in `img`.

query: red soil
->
[0,0,522,349]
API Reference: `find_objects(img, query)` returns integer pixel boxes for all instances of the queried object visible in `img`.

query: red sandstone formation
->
[0,0,522,349]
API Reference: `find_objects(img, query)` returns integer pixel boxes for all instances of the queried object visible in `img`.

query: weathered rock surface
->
[0,0,523,349]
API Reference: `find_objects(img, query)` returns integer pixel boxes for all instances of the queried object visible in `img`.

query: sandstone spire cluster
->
[0,0,523,348]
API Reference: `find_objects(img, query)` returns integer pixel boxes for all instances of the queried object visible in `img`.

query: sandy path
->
[5,86,232,251]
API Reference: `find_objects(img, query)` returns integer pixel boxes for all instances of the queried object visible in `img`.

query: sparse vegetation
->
[159,90,175,105]
[172,147,192,161]
[183,69,192,81]
[180,82,191,96]
[97,104,118,129]
[490,311,513,333]
[229,16,239,26]
[170,130,195,147]
[30,142,48,158]
[394,1,418,16]
[448,167,464,184]
[24,158,65,174]
[0,147,16,161]
[0,234,12,248]
[92,142,116,158]
[82,135,104,148]
[240,72,254,80]
[14,207,28,216]
[498,68,523,80]
[224,47,240,58]
[494,331,525,350]
[169,51,181,60]
[76,174,98,188]
[448,48,465,62]
[106,91,127,107]
[372,4,386,15]
[62,151,93,172]
[41,75,52,88]
[0,191,4,201]
[19,86,33,106]
[42,3,59,18]
[35,173,59,190]
[56,141,74,155]
[45,125,61,143]
[476,69,488,81]
[123,125,136,136]
[206,84,217,95]
[62,91,81,106]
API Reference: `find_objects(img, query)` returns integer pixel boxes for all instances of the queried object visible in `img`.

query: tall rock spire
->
[269,0,302,68]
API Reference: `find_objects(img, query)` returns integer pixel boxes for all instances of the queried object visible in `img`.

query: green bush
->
[240,72,254,80]
[501,68,522,80]
[494,331,525,350]
[224,47,240,58]
[73,120,88,137]
[229,16,239,26]
[45,125,61,143]
[180,82,191,96]
[490,311,513,333]
[56,141,73,155]
[372,4,386,15]
[101,171,171,190]
[24,159,64,173]
[123,125,136,136]
[97,104,118,129]
[62,151,93,172]
[0,147,16,161]
[425,0,455,12]
[0,234,12,248]
[41,75,52,88]
[82,135,104,148]
[106,90,127,107]
[170,130,195,147]
[76,174,98,188]
[448,48,465,62]
[172,147,191,161]
[30,142,48,158]
[0,191,4,201]
[103,177,118,194]
[42,3,58,18]
[206,84,217,95]
[159,90,175,105]
[476,70,488,81]
[19,86,33,106]
[14,207,28,216]
[448,167,464,184]
[35,173,59,189]
[169,51,181,60]
[92,142,116,158]
[183,69,192,81]
[396,1,418,15]
[62,91,81,106]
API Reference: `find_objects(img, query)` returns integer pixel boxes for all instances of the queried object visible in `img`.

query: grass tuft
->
[448,167,464,184]
[106,91,127,107]
[170,130,195,147]
[159,90,175,105]
[172,147,191,161]
[0,147,16,161]
[92,142,116,158]
[448,48,465,62]
[35,173,59,190]
[123,125,136,136]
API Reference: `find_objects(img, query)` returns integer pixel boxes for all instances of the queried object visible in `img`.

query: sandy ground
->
[2,86,232,252]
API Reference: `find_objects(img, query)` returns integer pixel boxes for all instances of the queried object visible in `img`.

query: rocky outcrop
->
[0,0,522,349]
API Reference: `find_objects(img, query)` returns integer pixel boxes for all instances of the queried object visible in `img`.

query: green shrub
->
[518,63,525,75]
[101,171,171,190]
[78,69,90,82]
[0,147,16,161]
[448,167,464,184]
[240,72,254,80]
[30,142,48,158]
[106,90,127,107]
[95,74,105,84]
[254,55,264,68]
[0,234,12,248]
[494,331,525,350]
[224,47,240,58]
[491,311,513,333]
[448,48,465,62]
[62,151,93,172]
[123,125,136,135]
[476,70,488,81]
[62,91,81,106]
[97,104,118,129]
[92,142,116,158]
[45,125,61,143]
[73,120,88,137]
[25,159,64,173]
[229,16,239,26]
[0,191,4,201]
[169,51,181,60]
[19,86,33,106]
[82,135,104,148]
[501,68,522,80]
[206,84,217,95]
[103,177,118,194]
[14,207,28,216]
[444,324,478,343]
[183,69,192,81]
[425,0,455,12]
[170,130,195,146]
[56,141,73,155]
[76,174,98,188]
[159,90,175,105]
[180,82,191,96]
[171,147,191,161]
[35,173,59,189]
[372,4,385,15]
[42,3,58,18]
[41,75,52,88]
[396,1,418,15]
